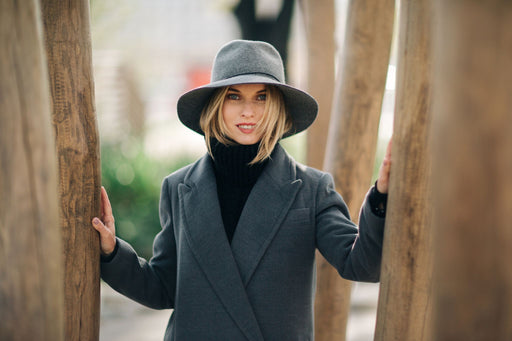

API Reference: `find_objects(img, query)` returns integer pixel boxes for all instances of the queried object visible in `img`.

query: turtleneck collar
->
[209,138,269,186]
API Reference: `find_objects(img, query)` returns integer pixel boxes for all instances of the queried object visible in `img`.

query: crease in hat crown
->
[210,40,285,83]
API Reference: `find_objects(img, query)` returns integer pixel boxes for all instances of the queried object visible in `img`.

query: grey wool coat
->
[101,144,385,341]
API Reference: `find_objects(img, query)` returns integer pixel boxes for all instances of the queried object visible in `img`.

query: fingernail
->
[93,218,100,225]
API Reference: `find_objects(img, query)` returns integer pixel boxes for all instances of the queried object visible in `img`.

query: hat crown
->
[210,40,285,83]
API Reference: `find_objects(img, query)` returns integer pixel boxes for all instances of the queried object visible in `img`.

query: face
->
[221,83,267,145]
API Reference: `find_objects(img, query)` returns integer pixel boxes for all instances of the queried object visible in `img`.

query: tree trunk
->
[315,1,395,340]
[0,0,64,340]
[300,2,339,337]
[40,1,101,340]
[431,1,512,340]
[374,1,434,340]
[302,0,335,170]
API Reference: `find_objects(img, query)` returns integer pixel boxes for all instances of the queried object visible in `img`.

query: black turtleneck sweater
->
[210,139,268,243]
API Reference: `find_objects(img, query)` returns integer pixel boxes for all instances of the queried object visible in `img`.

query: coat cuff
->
[368,181,388,218]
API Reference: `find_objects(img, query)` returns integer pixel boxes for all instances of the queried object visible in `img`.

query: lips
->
[237,124,256,130]
[236,123,257,134]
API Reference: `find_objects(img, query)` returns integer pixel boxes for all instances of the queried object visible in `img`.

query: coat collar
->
[230,144,302,285]
[177,144,302,340]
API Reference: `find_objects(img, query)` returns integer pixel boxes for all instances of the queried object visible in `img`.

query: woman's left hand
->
[376,137,392,194]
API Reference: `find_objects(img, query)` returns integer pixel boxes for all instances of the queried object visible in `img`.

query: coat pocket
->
[282,207,311,226]
[275,208,314,258]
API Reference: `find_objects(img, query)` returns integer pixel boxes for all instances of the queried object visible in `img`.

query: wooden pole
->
[301,0,335,170]
[0,0,64,340]
[300,0,341,338]
[431,1,512,340]
[40,1,101,340]
[374,0,434,340]
[316,1,395,340]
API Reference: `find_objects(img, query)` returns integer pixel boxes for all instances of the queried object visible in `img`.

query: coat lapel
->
[231,145,302,286]
[178,156,264,341]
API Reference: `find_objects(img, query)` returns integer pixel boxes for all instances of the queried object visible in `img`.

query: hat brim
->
[177,74,318,138]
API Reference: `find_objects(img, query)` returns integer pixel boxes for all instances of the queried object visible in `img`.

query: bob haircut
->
[199,84,292,165]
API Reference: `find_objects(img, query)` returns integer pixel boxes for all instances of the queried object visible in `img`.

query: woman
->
[93,40,391,341]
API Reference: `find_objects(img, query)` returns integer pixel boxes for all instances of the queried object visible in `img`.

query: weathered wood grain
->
[0,0,64,340]
[40,1,101,340]
[314,0,395,340]
[374,1,434,340]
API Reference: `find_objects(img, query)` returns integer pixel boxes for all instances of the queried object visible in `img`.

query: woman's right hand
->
[92,186,117,256]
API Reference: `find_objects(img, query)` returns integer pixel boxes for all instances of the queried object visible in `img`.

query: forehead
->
[227,83,266,92]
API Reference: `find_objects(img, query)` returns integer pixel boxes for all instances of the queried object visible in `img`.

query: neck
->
[209,138,268,186]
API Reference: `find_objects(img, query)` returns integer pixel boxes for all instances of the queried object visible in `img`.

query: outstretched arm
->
[91,181,177,310]
[316,137,392,281]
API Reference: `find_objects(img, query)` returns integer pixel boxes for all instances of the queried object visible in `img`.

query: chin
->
[237,139,258,145]
[231,135,260,145]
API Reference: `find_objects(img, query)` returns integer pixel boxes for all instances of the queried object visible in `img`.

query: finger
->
[92,217,115,243]
[100,187,105,219]
[382,157,391,172]
[377,157,392,194]
[92,217,108,235]
[381,155,391,179]
[100,186,115,224]
[92,217,116,255]
[377,178,389,193]
[384,136,393,161]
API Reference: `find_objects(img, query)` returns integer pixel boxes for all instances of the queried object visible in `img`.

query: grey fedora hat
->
[177,39,318,138]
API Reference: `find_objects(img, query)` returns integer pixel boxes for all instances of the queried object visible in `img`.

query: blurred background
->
[91,0,395,340]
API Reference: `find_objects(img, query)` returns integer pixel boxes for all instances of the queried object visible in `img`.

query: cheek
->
[257,106,265,118]
[220,109,230,131]
[221,104,235,124]
[251,104,265,122]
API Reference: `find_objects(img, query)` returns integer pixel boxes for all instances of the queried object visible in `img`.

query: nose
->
[240,102,255,118]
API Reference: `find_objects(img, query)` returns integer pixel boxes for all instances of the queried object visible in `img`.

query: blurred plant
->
[101,139,195,258]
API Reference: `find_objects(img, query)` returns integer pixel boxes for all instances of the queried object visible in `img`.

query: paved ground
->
[100,281,380,341]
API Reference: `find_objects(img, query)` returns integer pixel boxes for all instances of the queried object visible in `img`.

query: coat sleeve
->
[100,177,177,309]
[315,173,385,282]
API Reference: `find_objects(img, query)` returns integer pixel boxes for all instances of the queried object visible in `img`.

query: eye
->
[257,93,267,101]
[226,93,239,100]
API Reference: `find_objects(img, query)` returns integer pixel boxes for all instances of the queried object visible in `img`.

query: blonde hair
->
[199,84,292,165]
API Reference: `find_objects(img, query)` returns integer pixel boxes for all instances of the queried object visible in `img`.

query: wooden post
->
[300,1,340,337]
[315,0,395,340]
[374,0,433,340]
[40,1,101,340]
[301,0,335,170]
[0,0,64,340]
[431,1,512,340]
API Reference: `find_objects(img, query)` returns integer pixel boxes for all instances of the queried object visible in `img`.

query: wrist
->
[100,239,118,263]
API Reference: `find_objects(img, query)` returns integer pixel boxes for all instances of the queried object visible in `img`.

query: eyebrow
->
[226,87,267,94]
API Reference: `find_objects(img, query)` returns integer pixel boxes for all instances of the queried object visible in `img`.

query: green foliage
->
[100,140,195,259]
